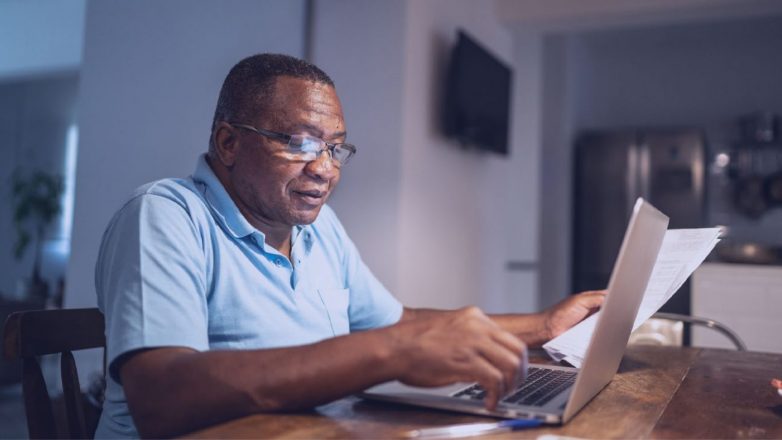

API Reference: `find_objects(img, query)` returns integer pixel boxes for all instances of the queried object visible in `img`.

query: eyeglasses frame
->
[228,122,356,166]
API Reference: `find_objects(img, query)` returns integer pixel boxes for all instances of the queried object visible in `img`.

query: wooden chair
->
[2,308,105,439]
[0,298,45,387]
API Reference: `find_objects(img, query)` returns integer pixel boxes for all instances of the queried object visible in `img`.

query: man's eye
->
[299,137,322,152]
[288,136,305,148]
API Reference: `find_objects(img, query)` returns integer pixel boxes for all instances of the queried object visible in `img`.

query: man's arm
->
[121,306,524,438]
[401,290,607,347]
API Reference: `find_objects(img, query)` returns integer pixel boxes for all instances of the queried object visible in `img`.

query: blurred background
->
[2,0,782,436]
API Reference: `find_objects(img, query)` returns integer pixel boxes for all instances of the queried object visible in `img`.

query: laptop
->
[361,198,669,424]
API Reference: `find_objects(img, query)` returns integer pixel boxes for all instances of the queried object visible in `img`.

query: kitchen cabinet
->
[692,262,782,353]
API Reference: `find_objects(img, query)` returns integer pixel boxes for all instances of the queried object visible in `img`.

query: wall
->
[397,0,538,312]
[65,0,306,310]
[538,14,782,304]
[502,31,543,313]
[538,34,576,308]
[0,0,85,80]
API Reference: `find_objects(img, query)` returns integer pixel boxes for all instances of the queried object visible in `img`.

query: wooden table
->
[186,346,782,439]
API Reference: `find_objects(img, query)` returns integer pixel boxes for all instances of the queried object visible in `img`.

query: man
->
[95,54,604,438]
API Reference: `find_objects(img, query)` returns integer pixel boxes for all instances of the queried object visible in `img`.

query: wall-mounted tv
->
[443,30,513,155]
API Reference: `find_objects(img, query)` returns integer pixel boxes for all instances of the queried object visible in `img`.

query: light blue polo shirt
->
[94,154,403,438]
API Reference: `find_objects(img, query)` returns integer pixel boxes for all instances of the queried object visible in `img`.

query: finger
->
[474,337,524,396]
[578,289,607,300]
[467,356,505,411]
[576,290,607,311]
[455,309,520,391]
[489,330,528,386]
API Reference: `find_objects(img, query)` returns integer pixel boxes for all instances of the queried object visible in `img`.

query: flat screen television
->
[443,30,513,155]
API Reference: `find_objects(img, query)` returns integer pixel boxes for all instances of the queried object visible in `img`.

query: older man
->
[95,54,604,438]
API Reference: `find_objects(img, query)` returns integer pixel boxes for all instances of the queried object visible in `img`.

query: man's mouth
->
[292,189,327,205]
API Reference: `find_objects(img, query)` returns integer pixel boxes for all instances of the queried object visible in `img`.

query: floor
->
[0,384,27,439]
[0,355,60,439]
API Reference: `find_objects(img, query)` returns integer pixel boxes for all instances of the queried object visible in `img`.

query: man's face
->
[228,76,345,230]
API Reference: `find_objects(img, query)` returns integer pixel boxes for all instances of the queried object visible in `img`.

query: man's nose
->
[304,149,339,180]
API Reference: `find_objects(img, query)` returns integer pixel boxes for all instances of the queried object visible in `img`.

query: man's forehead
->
[262,77,345,136]
[269,76,337,104]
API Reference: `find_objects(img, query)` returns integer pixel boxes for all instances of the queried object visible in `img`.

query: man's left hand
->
[542,290,606,340]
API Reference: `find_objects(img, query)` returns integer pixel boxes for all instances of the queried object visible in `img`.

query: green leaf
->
[9,167,65,261]
[14,230,31,260]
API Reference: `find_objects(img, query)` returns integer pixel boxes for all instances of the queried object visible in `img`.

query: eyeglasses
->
[230,123,356,166]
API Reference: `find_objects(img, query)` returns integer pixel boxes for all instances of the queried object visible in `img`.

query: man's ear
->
[212,121,240,167]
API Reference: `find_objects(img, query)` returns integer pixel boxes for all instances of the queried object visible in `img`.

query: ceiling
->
[494,0,782,32]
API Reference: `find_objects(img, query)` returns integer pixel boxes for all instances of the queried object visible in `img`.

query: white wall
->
[537,34,576,308]
[496,31,543,314]
[396,0,537,311]
[0,0,85,80]
[65,0,306,310]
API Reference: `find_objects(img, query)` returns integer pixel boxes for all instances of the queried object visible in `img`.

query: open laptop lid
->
[562,198,668,422]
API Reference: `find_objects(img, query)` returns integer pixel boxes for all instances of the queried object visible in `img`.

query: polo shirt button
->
[275,259,282,266]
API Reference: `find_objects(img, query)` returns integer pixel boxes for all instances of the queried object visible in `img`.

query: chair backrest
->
[630,312,747,351]
[652,312,747,350]
[2,308,105,439]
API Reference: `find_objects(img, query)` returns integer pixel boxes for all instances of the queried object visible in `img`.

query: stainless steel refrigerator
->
[572,128,706,317]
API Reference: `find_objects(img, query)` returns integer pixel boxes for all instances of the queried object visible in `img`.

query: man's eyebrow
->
[290,123,346,140]
[330,130,348,140]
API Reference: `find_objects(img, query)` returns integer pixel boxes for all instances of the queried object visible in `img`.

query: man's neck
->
[261,228,293,259]
[206,154,293,259]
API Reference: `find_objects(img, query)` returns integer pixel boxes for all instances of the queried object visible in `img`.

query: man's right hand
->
[389,306,527,410]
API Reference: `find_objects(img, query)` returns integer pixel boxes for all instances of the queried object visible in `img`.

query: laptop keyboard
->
[452,367,577,407]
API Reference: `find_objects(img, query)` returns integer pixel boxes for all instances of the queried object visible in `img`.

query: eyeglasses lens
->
[287,135,353,165]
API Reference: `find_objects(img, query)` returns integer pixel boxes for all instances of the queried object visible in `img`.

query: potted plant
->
[11,168,64,303]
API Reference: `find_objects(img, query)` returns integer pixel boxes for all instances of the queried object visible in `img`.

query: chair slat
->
[22,356,58,439]
[2,308,105,439]
[62,350,88,438]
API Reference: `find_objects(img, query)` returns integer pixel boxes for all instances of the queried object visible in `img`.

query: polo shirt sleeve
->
[96,191,210,382]
[320,207,403,331]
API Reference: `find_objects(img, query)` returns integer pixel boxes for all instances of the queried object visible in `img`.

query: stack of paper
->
[543,228,721,367]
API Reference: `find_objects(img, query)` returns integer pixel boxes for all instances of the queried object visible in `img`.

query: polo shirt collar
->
[191,155,313,252]
[192,154,255,239]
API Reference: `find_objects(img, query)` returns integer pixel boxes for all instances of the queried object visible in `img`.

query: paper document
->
[543,228,721,367]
